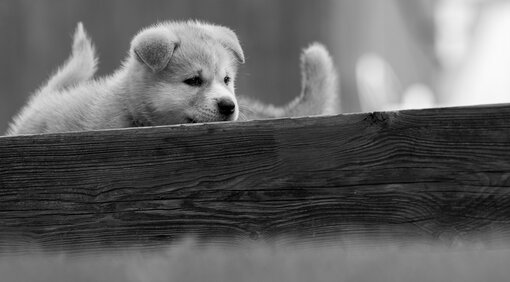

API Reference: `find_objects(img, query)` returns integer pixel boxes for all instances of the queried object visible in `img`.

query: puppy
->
[62,24,340,121]
[6,21,244,135]
[6,21,339,135]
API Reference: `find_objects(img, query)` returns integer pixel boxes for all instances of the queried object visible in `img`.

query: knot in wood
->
[364,111,391,128]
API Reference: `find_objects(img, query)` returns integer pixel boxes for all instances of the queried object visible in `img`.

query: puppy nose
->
[217,98,236,116]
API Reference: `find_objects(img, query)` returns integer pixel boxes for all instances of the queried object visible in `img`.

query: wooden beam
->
[1,104,510,253]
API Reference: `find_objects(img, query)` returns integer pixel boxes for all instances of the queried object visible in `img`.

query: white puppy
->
[7,21,244,135]
[6,21,339,135]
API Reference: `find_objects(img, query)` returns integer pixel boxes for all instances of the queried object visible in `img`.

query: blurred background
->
[1,0,510,133]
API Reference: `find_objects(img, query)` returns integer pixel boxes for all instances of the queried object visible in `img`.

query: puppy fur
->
[7,21,244,135]
[39,23,98,94]
[237,42,339,120]
[6,22,339,135]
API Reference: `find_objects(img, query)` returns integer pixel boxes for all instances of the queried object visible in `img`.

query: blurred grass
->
[1,241,509,282]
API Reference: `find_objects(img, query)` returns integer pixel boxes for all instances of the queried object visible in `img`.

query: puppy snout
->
[217,98,236,116]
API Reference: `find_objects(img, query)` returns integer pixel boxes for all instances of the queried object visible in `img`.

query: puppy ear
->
[200,24,245,64]
[131,29,178,72]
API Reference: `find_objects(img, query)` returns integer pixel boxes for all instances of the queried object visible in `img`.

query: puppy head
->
[128,21,245,125]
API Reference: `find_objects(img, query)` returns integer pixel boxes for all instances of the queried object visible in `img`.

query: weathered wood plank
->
[1,104,510,252]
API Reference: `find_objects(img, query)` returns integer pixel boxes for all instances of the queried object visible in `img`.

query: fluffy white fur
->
[238,43,339,120]
[43,23,98,93]
[6,21,339,135]
[6,21,243,135]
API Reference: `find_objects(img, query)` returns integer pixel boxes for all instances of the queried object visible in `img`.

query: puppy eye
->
[183,76,203,87]
[224,75,231,85]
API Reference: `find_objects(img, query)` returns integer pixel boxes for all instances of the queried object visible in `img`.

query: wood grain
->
[1,104,510,253]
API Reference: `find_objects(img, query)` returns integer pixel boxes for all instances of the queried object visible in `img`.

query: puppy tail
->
[41,22,98,93]
[285,43,340,116]
[5,22,98,136]
[237,43,340,121]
